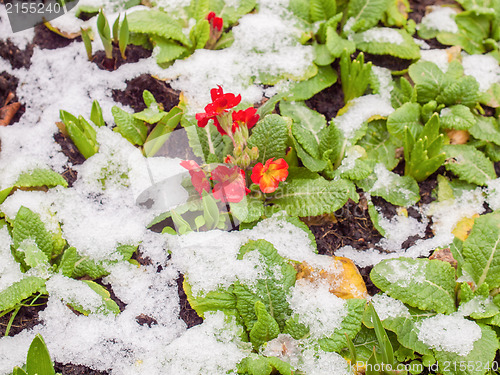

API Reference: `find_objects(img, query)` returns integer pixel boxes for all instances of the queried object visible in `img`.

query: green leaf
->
[270,177,351,217]
[280,101,326,146]
[15,168,68,189]
[436,76,480,107]
[318,299,366,352]
[326,27,356,58]
[336,146,374,181]
[462,212,500,289]
[248,115,288,163]
[0,187,13,204]
[97,10,113,59]
[439,105,476,130]
[353,28,420,59]
[66,120,98,159]
[183,279,238,318]
[480,82,500,107]
[250,301,280,349]
[26,334,55,375]
[310,0,336,22]
[143,107,183,157]
[72,256,109,279]
[356,165,420,206]
[370,258,457,314]
[13,367,28,375]
[293,138,328,172]
[152,36,189,64]
[318,122,344,168]
[58,247,78,277]
[0,276,46,312]
[284,65,338,101]
[284,314,310,339]
[112,106,148,146]
[90,100,105,127]
[443,144,496,186]
[347,0,390,33]
[357,120,400,170]
[387,102,422,140]
[238,355,273,375]
[434,324,498,375]
[391,76,416,109]
[288,0,310,20]
[20,240,49,269]
[408,61,446,104]
[469,115,500,145]
[190,19,210,49]
[119,14,129,60]
[233,240,296,331]
[12,206,54,260]
[127,10,191,46]
[64,279,120,316]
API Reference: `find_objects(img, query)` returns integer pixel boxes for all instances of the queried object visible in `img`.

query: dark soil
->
[93,44,152,72]
[0,39,33,69]
[53,132,86,187]
[33,24,75,50]
[176,274,203,328]
[0,71,25,124]
[112,74,180,112]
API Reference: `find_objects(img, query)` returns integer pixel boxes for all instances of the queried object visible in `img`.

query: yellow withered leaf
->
[295,256,368,299]
[452,214,479,241]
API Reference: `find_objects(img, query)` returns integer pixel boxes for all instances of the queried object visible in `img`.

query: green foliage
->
[60,110,99,159]
[340,51,372,103]
[80,27,93,60]
[0,276,46,312]
[270,177,352,217]
[443,144,496,186]
[462,212,500,289]
[26,334,55,375]
[346,0,390,33]
[97,10,113,59]
[112,106,148,146]
[248,114,289,163]
[352,28,421,59]
[15,169,68,189]
[356,120,400,171]
[403,114,446,182]
[371,258,457,314]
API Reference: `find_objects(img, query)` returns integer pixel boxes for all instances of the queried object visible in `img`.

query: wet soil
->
[93,44,152,72]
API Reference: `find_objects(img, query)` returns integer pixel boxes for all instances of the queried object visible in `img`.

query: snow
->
[334,95,394,141]
[160,312,250,374]
[288,278,348,339]
[0,227,23,292]
[299,348,353,375]
[420,49,449,72]
[419,6,459,34]
[462,53,500,92]
[417,314,482,356]
[160,6,314,113]
[360,28,404,45]
[486,178,500,211]
[261,334,301,368]
[371,293,410,320]
[0,5,34,48]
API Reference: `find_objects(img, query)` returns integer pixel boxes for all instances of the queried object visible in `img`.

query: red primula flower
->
[211,165,250,203]
[180,160,210,196]
[207,11,223,31]
[251,158,289,193]
[195,86,241,131]
[232,107,259,133]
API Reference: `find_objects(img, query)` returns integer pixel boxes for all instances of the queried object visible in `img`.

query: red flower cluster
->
[251,158,289,193]
[181,161,249,203]
[195,86,259,137]
[207,12,223,31]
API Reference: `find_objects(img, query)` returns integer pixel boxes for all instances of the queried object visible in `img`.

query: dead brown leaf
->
[295,256,368,299]
[429,247,458,269]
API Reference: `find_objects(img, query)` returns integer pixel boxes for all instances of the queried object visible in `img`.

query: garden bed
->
[0,0,500,374]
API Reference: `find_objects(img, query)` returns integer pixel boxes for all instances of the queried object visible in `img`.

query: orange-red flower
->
[180,160,210,196]
[211,165,250,203]
[207,12,223,31]
[195,86,241,134]
[232,107,259,133]
[251,158,289,193]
